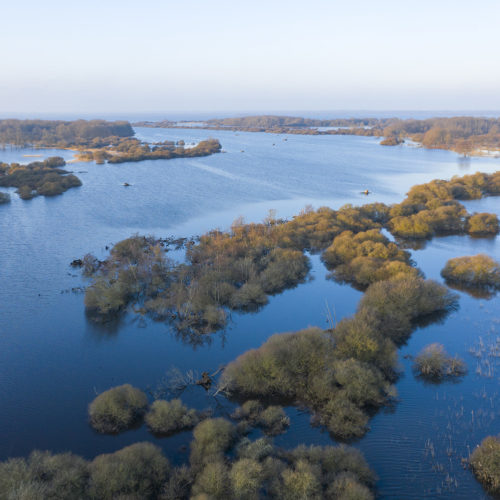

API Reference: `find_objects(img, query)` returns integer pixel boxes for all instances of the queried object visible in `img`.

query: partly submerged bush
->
[441,254,500,290]
[232,401,290,436]
[0,192,10,204]
[190,418,236,468]
[145,399,199,435]
[413,343,467,382]
[322,229,417,288]
[467,212,500,235]
[470,436,500,496]
[0,438,376,499]
[88,384,148,433]
[221,276,456,439]
[0,451,89,499]
[89,442,169,499]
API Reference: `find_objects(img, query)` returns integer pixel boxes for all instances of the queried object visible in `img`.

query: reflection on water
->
[1,128,500,498]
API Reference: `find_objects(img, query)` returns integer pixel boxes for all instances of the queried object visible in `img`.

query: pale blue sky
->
[1,0,500,114]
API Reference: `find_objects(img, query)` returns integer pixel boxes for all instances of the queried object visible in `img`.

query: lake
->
[1,127,499,498]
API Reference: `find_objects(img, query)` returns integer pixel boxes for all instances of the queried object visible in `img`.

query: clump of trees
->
[441,254,500,291]
[388,172,500,239]
[413,343,467,382]
[322,229,418,288]
[145,399,200,435]
[220,276,457,440]
[467,212,500,235]
[232,401,290,436]
[0,157,81,200]
[88,384,148,433]
[0,119,133,147]
[0,191,10,204]
[79,138,222,164]
[0,420,376,498]
[470,436,500,496]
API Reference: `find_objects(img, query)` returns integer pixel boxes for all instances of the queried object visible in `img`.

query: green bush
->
[88,384,148,433]
[441,254,500,290]
[0,192,10,204]
[258,406,290,436]
[145,399,199,435]
[470,436,500,495]
[190,418,236,468]
[230,458,263,500]
[190,460,229,499]
[413,343,467,382]
[89,442,169,499]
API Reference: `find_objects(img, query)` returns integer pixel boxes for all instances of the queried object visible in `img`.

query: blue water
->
[1,127,500,498]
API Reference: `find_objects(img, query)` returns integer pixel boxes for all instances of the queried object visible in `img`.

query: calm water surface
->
[1,128,500,498]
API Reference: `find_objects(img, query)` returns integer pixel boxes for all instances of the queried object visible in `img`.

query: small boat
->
[123,182,131,187]
[361,189,370,195]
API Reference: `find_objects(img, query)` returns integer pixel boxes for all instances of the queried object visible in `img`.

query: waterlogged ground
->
[1,127,500,498]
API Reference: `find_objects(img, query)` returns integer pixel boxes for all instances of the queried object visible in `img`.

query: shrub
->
[88,384,148,433]
[358,276,457,344]
[190,460,229,499]
[280,459,322,500]
[258,406,290,436]
[89,442,169,499]
[145,399,199,435]
[470,436,500,495]
[0,192,10,204]
[468,213,500,235]
[413,343,467,382]
[190,418,236,468]
[441,254,500,290]
[230,458,263,500]
[327,472,374,500]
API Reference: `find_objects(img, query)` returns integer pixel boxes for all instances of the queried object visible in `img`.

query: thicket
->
[231,401,290,436]
[82,170,499,334]
[220,276,457,440]
[441,254,500,291]
[322,229,418,288]
[145,399,200,435]
[79,138,222,164]
[413,343,467,382]
[0,156,81,199]
[88,384,148,433]
[0,119,133,147]
[470,435,500,496]
[388,172,500,239]
[0,424,376,499]
[0,192,10,204]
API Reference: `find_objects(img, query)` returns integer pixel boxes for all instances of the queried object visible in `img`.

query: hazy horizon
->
[2,0,500,114]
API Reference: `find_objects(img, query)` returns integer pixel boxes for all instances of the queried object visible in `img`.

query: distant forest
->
[136,115,500,156]
[0,119,134,147]
[0,119,222,164]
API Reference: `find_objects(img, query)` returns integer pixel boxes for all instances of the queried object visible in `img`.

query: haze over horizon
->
[2,0,500,114]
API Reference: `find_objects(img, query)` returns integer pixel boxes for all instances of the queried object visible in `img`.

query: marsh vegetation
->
[441,254,500,292]
[0,421,376,499]
[220,276,457,440]
[88,384,148,433]
[0,157,81,199]
[470,435,500,496]
[413,343,467,382]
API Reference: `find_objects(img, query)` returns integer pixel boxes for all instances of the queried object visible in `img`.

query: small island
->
[0,119,222,165]
[441,254,500,291]
[0,156,82,199]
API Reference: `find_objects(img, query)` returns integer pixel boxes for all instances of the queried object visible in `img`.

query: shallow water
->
[1,128,500,498]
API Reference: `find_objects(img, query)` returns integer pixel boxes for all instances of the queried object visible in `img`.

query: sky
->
[1,0,500,115]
